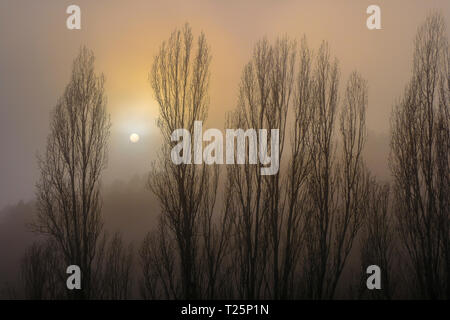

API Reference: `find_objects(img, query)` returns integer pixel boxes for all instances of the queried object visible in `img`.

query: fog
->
[1,0,449,208]
[0,0,448,300]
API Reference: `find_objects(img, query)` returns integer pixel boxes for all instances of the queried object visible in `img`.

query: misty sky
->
[0,0,449,209]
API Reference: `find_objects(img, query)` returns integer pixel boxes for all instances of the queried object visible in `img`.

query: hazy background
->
[0,0,449,290]
[0,0,449,209]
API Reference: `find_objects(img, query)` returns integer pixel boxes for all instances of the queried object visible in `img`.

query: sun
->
[129,133,140,143]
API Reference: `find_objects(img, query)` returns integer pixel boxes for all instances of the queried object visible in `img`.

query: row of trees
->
[20,12,448,299]
[140,23,372,300]
[141,14,448,300]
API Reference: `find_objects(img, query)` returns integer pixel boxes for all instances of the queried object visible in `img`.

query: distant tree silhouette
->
[95,233,134,299]
[139,215,180,299]
[21,240,64,299]
[358,180,396,299]
[390,12,449,299]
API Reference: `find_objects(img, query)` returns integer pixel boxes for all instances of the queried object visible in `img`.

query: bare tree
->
[281,37,314,299]
[226,36,298,299]
[390,12,449,299]
[332,71,370,296]
[198,168,233,299]
[263,37,296,299]
[359,180,396,299]
[302,45,369,299]
[147,23,223,299]
[225,38,274,299]
[140,216,178,299]
[22,232,133,300]
[21,240,65,299]
[302,41,340,299]
[95,232,134,299]
[32,46,111,299]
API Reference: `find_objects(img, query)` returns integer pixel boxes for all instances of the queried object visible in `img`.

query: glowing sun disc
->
[129,133,140,143]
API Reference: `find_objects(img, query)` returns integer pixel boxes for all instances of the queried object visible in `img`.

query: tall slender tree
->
[302,44,369,299]
[226,38,275,299]
[147,24,221,299]
[33,47,111,299]
[391,12,449,299]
